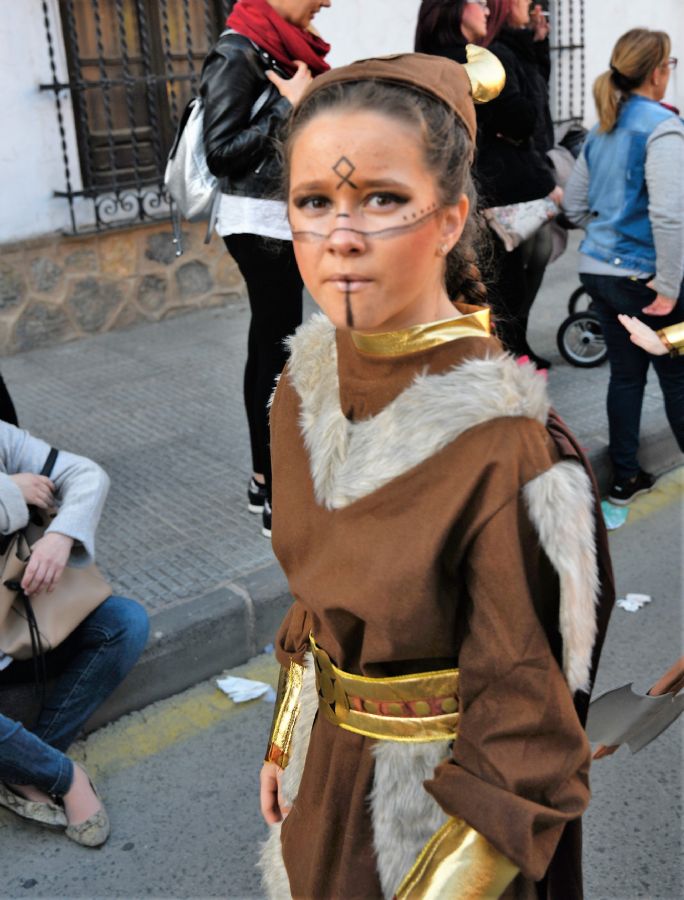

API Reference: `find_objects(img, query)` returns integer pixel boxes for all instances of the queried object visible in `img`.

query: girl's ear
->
[440,194,470,254]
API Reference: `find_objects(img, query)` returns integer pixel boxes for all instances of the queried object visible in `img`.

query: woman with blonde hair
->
[564,28,684,506]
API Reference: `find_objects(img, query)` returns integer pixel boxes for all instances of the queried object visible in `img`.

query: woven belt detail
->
[310,634,459,742]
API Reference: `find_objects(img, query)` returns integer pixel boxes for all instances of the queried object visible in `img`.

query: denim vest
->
[581,95,678,272]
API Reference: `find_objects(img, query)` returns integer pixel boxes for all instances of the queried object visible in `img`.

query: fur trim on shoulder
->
[287,314,551,510]
[370,740,451,899]
[258,654,317,900]
[524,461,599,694]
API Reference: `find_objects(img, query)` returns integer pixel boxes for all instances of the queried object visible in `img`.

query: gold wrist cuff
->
[264,660,305,769]
[657,322,684,357]
[396,817,519,900]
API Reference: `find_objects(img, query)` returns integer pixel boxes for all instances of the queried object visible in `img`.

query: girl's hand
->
[617,314,668,355]
[530,4,550,41]
[642,284,677,316]
[266,60,312,106]
[9,473,55,509]
[260,761,291,824]
[21,532,73,596]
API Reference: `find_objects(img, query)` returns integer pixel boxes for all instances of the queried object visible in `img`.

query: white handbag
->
[484,196,559,252]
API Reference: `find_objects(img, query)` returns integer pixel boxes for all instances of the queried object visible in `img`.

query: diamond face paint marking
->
[333,156,358,190]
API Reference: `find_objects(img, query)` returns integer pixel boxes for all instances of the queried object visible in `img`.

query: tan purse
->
[0,448,112,662]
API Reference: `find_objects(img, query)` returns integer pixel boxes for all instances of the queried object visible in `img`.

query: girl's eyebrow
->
[291,177,411,193]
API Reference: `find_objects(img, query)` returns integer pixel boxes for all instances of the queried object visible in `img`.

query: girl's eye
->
[366,193,410,209]
[292,195,330,211]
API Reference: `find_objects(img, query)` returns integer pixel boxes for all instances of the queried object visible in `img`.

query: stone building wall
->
[0,221,244,355]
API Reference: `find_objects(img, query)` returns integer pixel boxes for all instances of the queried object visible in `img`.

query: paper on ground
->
[216,675,276,703]
[616,593,652,612]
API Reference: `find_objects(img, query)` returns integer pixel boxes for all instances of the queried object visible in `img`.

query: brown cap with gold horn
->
[294,45,506,144]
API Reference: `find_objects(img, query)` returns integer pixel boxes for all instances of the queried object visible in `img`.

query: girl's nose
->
[327,225,366,255]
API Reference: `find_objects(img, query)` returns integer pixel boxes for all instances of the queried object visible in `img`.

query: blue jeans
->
[580,274,684,481]
[0,596,148,796]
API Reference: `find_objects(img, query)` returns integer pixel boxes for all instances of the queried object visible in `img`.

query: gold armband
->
[657,322,684,357]
[396,817,519,900]
[264,660,305,769]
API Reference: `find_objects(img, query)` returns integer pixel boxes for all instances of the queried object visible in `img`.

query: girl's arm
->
[619,315,684,357]
[399,441,602,896]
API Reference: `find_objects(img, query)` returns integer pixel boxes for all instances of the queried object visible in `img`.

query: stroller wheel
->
[557,311,607,367]
[568,285,591,315]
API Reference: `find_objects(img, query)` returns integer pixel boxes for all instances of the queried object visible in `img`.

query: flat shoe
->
[0,781,67,828]
[64,777,110,848]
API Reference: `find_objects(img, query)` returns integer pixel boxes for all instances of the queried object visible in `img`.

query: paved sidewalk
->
[1,234,681,724]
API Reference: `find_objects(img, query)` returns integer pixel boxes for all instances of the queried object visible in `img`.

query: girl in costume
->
[259,50,614,899]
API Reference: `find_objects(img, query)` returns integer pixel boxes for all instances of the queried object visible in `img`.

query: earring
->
[438,243,449,257]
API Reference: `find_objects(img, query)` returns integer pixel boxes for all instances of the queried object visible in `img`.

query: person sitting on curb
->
[0,421,149,847]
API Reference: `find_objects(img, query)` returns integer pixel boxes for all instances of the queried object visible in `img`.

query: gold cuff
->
[396,818,519,900]
[264,660,305,768]
[658,322,684,357]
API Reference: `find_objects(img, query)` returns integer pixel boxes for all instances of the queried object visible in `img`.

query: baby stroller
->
[556,287,607,368]
[548,125,608,369]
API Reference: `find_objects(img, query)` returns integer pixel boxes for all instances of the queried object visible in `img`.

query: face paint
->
[345,285,355,327]
[291,205,440,244]
[332,156,358,190]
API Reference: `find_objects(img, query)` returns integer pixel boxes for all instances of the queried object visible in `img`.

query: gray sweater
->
[0,422,110,567]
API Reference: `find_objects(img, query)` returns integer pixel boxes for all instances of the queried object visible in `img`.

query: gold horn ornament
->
[463,44,506,103]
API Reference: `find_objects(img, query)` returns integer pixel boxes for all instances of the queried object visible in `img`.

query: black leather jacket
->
[200,31,292,200]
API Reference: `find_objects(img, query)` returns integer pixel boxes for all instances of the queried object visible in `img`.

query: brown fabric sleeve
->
[424,494,591,882]
[274,600,312,668]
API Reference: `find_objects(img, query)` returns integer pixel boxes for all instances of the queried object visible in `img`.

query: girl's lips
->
[327,277,372,292]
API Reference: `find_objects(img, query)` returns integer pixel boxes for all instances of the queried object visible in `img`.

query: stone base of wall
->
[0,221,245,354]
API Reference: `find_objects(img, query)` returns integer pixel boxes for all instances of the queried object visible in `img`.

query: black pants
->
[0,374,18,426]
[489,223,553,357]
[224,234,303,499]
[581,273,684,480]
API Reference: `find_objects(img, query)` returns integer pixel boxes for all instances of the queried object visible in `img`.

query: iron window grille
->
[40,0,585,236]
[40,0,232,234]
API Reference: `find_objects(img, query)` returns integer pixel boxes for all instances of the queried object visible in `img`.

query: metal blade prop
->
[586,682,684,754]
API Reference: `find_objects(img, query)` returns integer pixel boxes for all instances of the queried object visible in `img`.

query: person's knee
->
[86,596,149,658]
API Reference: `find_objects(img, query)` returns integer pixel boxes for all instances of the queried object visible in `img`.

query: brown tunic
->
[269,317,613,899]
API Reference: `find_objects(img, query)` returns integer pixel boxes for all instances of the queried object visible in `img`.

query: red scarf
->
[227,0,330,77]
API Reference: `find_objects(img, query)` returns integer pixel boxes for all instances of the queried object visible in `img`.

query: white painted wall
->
[0,0,81,243]
[2,1,682,244]
[315,0,420,67]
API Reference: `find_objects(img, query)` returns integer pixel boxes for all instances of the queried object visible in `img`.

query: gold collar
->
[350,308,491,357]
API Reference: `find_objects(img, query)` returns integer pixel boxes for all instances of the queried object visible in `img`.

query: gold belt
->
[310,634,459,742]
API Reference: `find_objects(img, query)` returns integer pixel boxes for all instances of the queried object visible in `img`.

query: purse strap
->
[40,447,59,478]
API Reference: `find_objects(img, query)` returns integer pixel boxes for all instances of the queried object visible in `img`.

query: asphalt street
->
[1,469,682,900]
